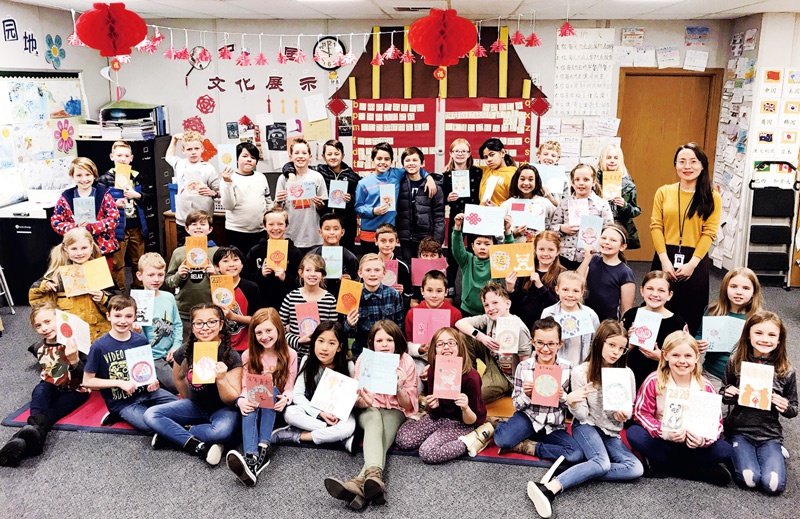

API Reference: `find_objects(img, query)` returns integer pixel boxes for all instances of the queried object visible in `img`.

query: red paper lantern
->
[76,3,147,57]
[408,9,476,67]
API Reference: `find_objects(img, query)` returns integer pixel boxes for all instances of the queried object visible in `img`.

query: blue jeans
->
[29,382,89,425]
[493,411,583,463]
[555,422,643,491]
[116,389,177,433]
[241,389,282,455]
[730,434,786,495]
[143,398,240,447]
[627,424,733,473]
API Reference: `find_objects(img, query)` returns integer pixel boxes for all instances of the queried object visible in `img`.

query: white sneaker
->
[205,443,224,466]
[782,446,790,459]
[540,455,565,484]
[527,481,554,518]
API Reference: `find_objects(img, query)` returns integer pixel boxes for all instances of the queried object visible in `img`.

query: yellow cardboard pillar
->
[498,26,509,98]
[372,26,380,100]
[439,67,448,98]
[468,24,478,98]
[522,79,531,99]
[403,27,412,99]
[348,77,357,100]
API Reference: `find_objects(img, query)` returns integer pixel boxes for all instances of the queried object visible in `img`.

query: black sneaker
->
[100,412,120,426]
[150,433,170,450]
[226,450,257,487]
[255,444,272,476]
[526,481,554,518]
[697,464,732,487]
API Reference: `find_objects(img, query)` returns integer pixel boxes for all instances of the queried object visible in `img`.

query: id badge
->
[674,254,685,267]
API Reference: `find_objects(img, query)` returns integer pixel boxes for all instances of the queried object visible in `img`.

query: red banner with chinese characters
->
[351,98,437,174]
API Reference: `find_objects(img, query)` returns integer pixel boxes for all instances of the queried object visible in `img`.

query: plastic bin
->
[168,183,177,212]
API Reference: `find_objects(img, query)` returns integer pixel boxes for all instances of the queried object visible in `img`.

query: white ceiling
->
[11,0,800,20]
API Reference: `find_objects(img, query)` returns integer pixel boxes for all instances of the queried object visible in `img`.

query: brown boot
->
[363,466,386,504]
[459,422,494,457]
[498,439,538,456]
[324,474,365,502]
[486,415,508,428]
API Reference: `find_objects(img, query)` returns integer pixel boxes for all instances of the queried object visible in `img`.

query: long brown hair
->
[586,320,628,386]
[729,311,791,378]
[526,230,564,291]
[246,308,292,391]
[367,320,407,355]
[427,327,472,376]
[655,331,703,395]
[706,267,763,317]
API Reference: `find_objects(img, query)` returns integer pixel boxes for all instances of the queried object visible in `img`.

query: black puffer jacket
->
[396,170,445,243]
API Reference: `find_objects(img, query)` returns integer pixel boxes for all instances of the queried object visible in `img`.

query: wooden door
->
[617,69,723,261]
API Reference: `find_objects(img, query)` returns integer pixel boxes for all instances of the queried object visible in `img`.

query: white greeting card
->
[462,204,504,236]
[55,310,91,355]
[125,345,157,387]
[379,184,396,211]
[577,215,604,250]
[508,199,546,231]
[321,246,343,279]
[702,315,746,353]
[328,179,348,209]
[481,175,501,203]
[451,170,470,198]
[629,309,662,351]
[683,390,722,440]
[358,348,400,395]
[73,197,96,225]
[495,316,520,354]
[536,165,568,198]
[556,310,595,340]
[567,198,590,226]
[310,368,359,421]
[602,368,633,412]
[130,289,155,326]
[286,180,316,201]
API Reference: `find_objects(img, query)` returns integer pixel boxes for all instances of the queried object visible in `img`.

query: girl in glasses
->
[395,327,485,464]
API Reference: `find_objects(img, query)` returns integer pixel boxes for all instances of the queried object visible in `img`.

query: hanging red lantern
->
[75,3,147,57]
[408,9,476,67]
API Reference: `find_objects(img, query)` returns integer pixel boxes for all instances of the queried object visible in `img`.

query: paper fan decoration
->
[174,46,189,60]
[526,33,542,47]
[236,50,251,66]
[163,46,176,60]
[340,51,358,65]
[399,49,416,63]
[219,45,232,60]
[383,44,400,60]
[151,27,164,46]
[254,52,268,65]
[558,21,575,37]
[489,38,506,53]
[276,51,289,64]
[197,47,212,62]
[472,44,487,58]
[510,30,526,45]
[293,49,307,63]
[370,52,385,66]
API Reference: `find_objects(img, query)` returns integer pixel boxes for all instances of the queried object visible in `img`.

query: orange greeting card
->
[184,236,209,268]
[489,243,535,278]
[246,373,275,409]
[83,257,114,291]
[603,171,623,199]
[210,275,236,310]
[336,278,363,314]
[192,342,218,384]
[266,239,289,270]
[113,162,132,189]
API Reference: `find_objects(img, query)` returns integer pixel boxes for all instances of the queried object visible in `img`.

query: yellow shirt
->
[478,165,516,207]
[650,183,722,258]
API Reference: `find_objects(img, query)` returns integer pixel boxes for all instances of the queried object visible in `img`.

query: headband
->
[603,225,627,244]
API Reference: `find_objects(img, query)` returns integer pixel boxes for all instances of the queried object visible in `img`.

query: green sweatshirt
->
[451,229,514,316]
[165,245,220,320]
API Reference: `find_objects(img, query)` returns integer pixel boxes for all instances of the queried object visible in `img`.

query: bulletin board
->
[351,97,436,173]
[0,70,88,207]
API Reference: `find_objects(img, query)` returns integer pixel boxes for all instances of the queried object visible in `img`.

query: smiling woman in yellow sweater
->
[650,143,721,336]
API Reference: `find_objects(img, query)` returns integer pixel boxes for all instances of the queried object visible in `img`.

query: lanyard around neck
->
[676,184,694,248]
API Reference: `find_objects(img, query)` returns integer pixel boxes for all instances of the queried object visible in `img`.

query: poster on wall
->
[553,28,615,116]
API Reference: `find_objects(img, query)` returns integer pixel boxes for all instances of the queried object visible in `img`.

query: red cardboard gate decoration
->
[444,98,534,162]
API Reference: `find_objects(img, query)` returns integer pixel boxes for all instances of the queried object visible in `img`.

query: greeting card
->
[628,309,662,351]
[383,259,399,286]
[481,175,500,202]
[410,257,448,286]
[433,355,462,399]
[55,310,91,354]
[209,275,236,310]
[738,362,774,411]
[703,315,746,353]
[358,348,400,395]
[266,239,288,270]
[286,180,316,201]
[556,310,595,339]
[125,345,156,387]
[321,246,343,279]
[602,171,623,199]
[130,289,155,326]
[462,204,504,236]
[412,308,450,344]
[328,179,348,208]
[184,236,209,268]
[509,199,546,231]
[489,243,535,278]
[59,265,89,297]
[83,257,114,291]
[246,373,275,408]
[73,197,96,225]
[495,316,521,354]
[113,162,132,189]
[379,184,396,211]
[683,390,723,440]
[451,170,470,198]
[216,143,237,172]
[336,278,363,314]
[531,364,562,407]
[536,165,568,198]
[295,301,320,340]
[181,170,205,195]
[310,368,359,420]
[602,368,633,411]
[192,342,218,384]
[567,199,590,227]
[577,215,604,251]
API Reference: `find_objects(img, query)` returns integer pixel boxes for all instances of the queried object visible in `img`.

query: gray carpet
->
[0,262,797,519]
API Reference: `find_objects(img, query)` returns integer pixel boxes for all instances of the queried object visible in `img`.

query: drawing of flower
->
[45,34,66,69]
[54,119,74,153]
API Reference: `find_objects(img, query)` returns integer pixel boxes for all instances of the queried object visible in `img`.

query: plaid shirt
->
[512,356,572,435]
[345,283,404,358]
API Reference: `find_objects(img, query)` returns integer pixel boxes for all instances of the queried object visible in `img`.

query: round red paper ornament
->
[408,9,476,67]
[76,3,147,57]
[433,66,447,80]
[110,58,121,71]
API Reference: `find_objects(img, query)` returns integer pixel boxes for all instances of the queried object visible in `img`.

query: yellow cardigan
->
[650,183,722,259]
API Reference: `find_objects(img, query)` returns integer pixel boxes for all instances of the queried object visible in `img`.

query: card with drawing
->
[577,215,604,250]
[125,345,157,387]
[567,198,590,227]
[410,257,448,286]
[683,390,722,440]
[336,279,363,314]
[209,275,236,310]
[379,184,396,211]
[321,246,343,279]
[703,316,746,353]
[489,243,535,278]
[628,309,662,351]
[185,236,209,269]
[358,348,400,395]
[328,179,348,209]
[738,361,774,411]
[192,342,218,384]
[310,368,359,420]
[495,316,520,354]
[130,289,155,326]
[73,197,96,225]
[246,373,275,409]
[433,355,462,400]
[451,170,470,198]
[59,265,89,297]
[602,171,623,199]
[462,204,504,236]
[602,368,633,411]
[383,259,399,287]
[55,310,91,354]
[286,181,316,201]
[531,364,562,407]
[536,165,568,198]
[556,310,595,339]
[412,308,450,345]
[265,239,288,270]
[295,301,320,340]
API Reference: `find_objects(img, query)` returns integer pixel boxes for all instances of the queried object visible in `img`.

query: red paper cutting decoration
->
[239,115,253,127]
[182,115,205,134]
[254,52,268,65]
[530,97,551,116]
[201,139,217,162]
[558,21,575,37]
[472,44,487,58]
[312,51,322,63]
[370,52,385,66]
[67,32,85,47]
[383,44,400,60]
[526,33,542,47]
[340,51,358,65]
[510,30,526,45]
[236,51,251,66]
[407,8,477,67]
[399,49,416,63]
[326,96,347,116]
[433,66,447,80]
[151,27,164,46]
[75,3,148,57]
[293,49,307,63]
[163,46,176,60]
[276,52,288,64]
[174,46,190,60]
[489,38,506,53]
[196,95,216,114]
[197,47,212,62]
[219,45,232,60]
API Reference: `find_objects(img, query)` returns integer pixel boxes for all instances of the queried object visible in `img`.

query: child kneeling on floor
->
[0,302,90,466]
[394,327,485,464]
[324,320,418,511]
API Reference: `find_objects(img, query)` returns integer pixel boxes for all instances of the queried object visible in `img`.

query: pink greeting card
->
[412,308,451,344]
[295,301,320,340]
[246,373,274,409]
[531,364,562,407]
[433,355,462,399]
[411,257,448,286]
[383,259,399,286]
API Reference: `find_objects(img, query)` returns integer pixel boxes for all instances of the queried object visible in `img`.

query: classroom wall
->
[0,1,110,115]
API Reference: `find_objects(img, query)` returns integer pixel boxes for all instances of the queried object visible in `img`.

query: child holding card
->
[345,255,404,359]
[83,295,177,433]
[279,254,337,356]
[395,327,485,464]
[577,224,635,322]
[306,213,360,299]
[627,331,733,485]
[144,303,243,465]
[500,165,557,243]
[409,237,446,307]
[541,272,600,368]
[451,212,515,317]
[354,143,436,255]
[405,271,462,378]
[97,141,149,290]
[548,164,613,270]
[0,302,90,466]
[375,224,411,297]
[166,210,219,343]
[477,138,517,206]
[277,321,357,449]
[135,253,182,394]
[442,138,483,220]
[396,147,445,264]
[506,231,564,325]
[721,311,797,495]
[165,131,220,246]
[325,320,418,510]
[622,271,688,391]
[212,247,261,353]
[225,308,297,486]
[51,157,120,268]
[527,320,641,518]
[490,317,582,460]
[455,282,531,404]
[243,208,304,310]
[701,267,763,383]
[219,142,274,256]
[29,228,114,342]
[275,139,328,253]
[597,144,641,250]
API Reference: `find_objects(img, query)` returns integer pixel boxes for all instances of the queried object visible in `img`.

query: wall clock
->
[313,36,346,71]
